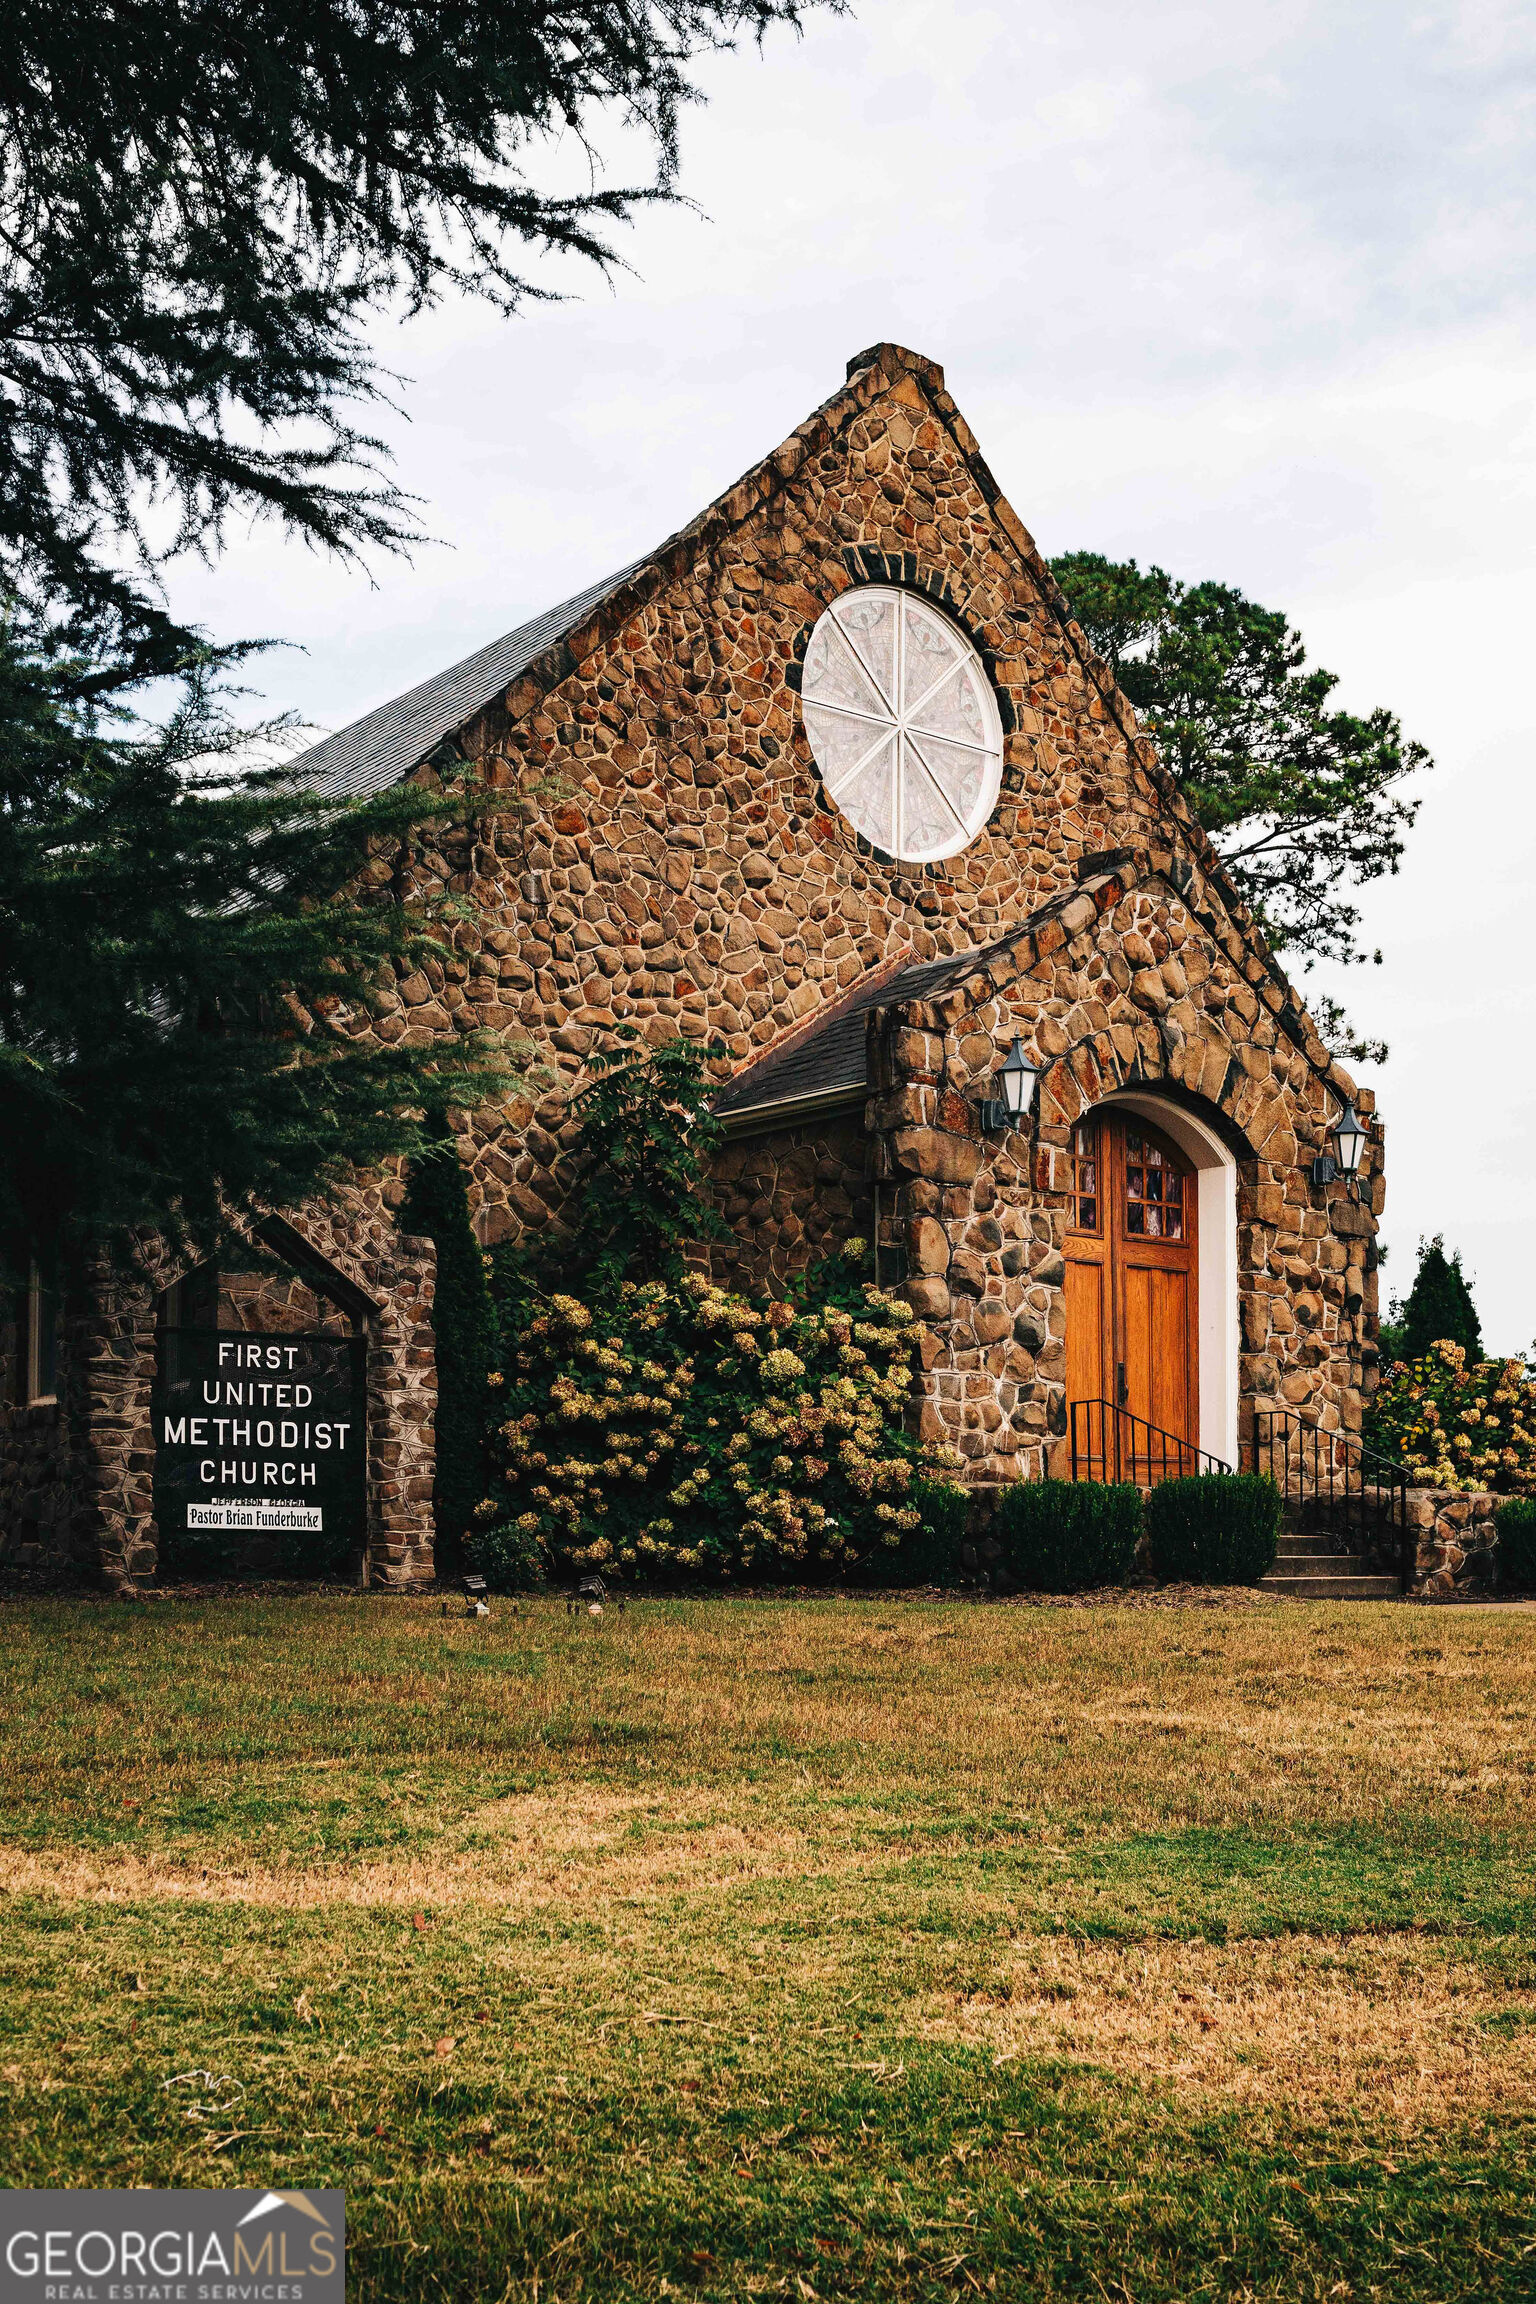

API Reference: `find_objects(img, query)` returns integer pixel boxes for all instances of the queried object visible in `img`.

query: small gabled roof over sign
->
[287,561,644,801]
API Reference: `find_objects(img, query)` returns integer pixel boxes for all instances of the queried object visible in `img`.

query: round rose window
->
[799,586,1004,863]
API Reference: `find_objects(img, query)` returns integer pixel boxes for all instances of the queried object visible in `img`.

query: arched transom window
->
[1068,1117,1191,1242]
[799,586,1005,863]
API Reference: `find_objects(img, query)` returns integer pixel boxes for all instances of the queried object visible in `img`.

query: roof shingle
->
[286,561,645,800]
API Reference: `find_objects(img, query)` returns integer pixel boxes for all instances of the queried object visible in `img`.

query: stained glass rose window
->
[799,587,1004,863]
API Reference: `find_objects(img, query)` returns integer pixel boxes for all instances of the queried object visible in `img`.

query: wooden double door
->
[1064,1112,1199,1468]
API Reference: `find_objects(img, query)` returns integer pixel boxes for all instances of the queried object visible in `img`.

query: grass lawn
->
[1,1589,1534,2301]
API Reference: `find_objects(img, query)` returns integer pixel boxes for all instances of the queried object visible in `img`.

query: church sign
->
[154,1330,365,1543]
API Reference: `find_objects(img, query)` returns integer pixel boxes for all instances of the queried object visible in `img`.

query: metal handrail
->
[1248,1410,1413,1592]
[1069,1398,1232,1486]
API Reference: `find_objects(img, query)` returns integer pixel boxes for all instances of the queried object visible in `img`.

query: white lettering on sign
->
[201,1379,314,1407]
[199,1461,319,1489]
[217,1343,301,1370]
[160,1334,357,1543]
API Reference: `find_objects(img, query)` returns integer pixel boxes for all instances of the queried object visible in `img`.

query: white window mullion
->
[907,733,975,839]
[799,585,1003,865]
[892,603,904,857]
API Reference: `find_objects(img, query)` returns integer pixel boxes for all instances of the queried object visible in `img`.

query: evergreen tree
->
[0,0,828,682]
[1050,552,1429,1061]
[1395,1235,1484,1363]
[0,641,515,1280]
[0,0,824,1274]
[399,1115,496,1568]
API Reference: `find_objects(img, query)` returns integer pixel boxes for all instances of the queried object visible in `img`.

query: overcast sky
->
[164,0,1536,1350]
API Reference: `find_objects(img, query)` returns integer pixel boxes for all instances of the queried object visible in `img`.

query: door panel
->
[1064,1255,1107,1416]
[1121,1264,1154,1425]
[1121,1259,1193,1435]
[1067,1112,1199,1473]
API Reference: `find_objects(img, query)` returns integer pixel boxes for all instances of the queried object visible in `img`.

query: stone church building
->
[2,343,1384,1588]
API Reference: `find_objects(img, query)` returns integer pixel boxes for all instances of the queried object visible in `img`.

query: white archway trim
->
[1099,1090,1240,1470]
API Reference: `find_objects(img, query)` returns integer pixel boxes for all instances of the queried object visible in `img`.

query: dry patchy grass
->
[930,1931,1536,2126]
[1,1592,1534,2300]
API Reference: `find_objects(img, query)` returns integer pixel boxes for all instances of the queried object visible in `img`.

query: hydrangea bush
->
[476,1244,963,1584]
[1366,1340,1536,1494]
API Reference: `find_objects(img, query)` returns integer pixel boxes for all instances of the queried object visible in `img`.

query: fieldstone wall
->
[217,1270,354,1337]
[1410,1489,1499,1597]
[863,854,1379,1480]
[0,1398,70,1576]
[333,344,1247,1257]
[709,1113,873,1288]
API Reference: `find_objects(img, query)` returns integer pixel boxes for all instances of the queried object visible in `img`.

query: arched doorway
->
[1068,1110,1197,1474]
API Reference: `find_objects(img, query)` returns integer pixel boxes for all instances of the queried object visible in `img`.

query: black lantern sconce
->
[981,1037,1041,1134]
[1311,1099,1370,1201]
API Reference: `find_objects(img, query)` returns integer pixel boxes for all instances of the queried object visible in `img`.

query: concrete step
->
[1275,1532,1367,1557]
[1260,1570,1402,1600]
[1278,1517,1392,1538]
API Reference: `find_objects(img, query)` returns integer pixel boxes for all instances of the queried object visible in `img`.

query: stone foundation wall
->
[1410,1489,1500,1597]
[709,1113,873,1289]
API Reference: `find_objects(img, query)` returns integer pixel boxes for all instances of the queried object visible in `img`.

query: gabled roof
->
[280,341,1365,1112]
[288,561,644,799]
[282,345,971,802]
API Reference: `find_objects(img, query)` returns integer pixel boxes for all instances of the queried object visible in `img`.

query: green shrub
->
[870,1480,970,1587]
[474,1036,962,1588]
[472,1519,548,1594]
[1495,1498,1536,1591]
[1145,1473,1280,1585]
[995,1478,1142,1593]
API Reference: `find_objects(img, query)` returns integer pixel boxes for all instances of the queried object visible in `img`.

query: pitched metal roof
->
[286,560,646,800]
[712,941,1004,1127]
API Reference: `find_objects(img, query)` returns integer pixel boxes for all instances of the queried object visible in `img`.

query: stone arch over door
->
[73,1209,437,1591]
